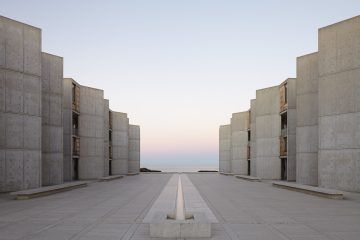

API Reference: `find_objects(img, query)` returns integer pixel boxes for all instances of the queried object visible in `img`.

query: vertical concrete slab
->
[62,78,73,182]
[219,125,231,173]
[128,124,140,174]
[287,78,297,181]
[296,52,319,186]
[0,17,42,192]
[230,111,249,175]
[103,100,109,177]
[255,86,281,179]
[41,53,63,186]
[79,86,105,179]
[250,99,257,177]
[318,16,360,192]
[111,112,129,175]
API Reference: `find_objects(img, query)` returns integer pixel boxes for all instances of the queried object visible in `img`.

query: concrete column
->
[286,78,297,181]
[111,112,129,175]
[0,17,42,192]
[255,86,281,179]
[250,99,257,177]
[219,125,231,173]
[62,78,73,182]
[128,124,140,174]
[103,100,110,177]
[231,111,249,175]
[296,53,319,186]
[318,16,360,192]
[41,53,63,186]
[79,86,105,179]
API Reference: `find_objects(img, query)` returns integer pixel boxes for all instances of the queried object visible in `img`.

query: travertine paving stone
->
[0,173,360,239]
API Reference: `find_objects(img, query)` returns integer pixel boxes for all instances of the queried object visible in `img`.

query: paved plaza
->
[0,173,360,240]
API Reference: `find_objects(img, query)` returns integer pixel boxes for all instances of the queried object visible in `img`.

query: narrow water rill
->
[143,174,217,238]
[167,175,194,221]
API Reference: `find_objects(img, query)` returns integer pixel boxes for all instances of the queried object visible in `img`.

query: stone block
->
[24,25,41,76]
[5,150,23,191]
[296,152,318,186]
[23,76,41,116]
[5,71,23,114]
[5,113,23,148]
[5,19,23,72]
[296,53,318,95]
[296,126,318,153]
[0,69,5,112]
[23,150,41,189]
[24,116,41,150]
[296,93,318,127]
[49,94,62,125]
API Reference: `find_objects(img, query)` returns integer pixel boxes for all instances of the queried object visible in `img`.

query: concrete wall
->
[219,125,231,173]
[103,100,110,177]
[62,78,73,181]
[41,53,63,186]
[296,53,319,186]
[231,111,249,175]
[287,78,297,181]
[250,99,257,176]
[318,16,360,192]
[0,17,42,192]
[111,112,129,175]
[255,86,281,179]
[128,124,140,174]
[79,86,105,179]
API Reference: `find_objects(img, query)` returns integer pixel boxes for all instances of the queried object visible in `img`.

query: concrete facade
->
[128,124,140,174]
[41,53,63,186]
[219,125,231,173]
[78,86,106,179]
[230,111,249,175]
[111,111,129,175]
[0,17,42,192]
[280,78,297,181]
[103,99,110,177]
[255,86,281,179]
[318,16,360,192]
[296,53,319,186]
[250,99,257,176]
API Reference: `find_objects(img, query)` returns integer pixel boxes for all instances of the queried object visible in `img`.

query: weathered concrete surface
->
[111,111,129,175]
[0,17,42,192]
[219,125,231,173]
[296,52,319,186]
[286,78,297,181]
[255,86,281,179]
[250,99,257,177]
[318,16,360,192]
[230,111,249,175]
[1,173,360,239]
[79,86,105,179]
[62,78,74,182]
[41,53,63,186]
[128,124,140,174]
[103,100,110,177]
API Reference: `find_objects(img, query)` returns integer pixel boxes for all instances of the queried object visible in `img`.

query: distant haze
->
[2,0,360,171]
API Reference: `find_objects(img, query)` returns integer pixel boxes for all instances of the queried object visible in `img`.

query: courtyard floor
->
[0,173,360,240]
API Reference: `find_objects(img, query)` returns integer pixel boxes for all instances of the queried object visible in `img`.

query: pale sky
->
[2,0,360,170]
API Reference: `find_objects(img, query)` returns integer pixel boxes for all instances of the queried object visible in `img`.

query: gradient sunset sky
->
[2,0,360,170]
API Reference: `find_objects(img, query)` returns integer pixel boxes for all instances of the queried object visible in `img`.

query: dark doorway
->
[109,160,112,176]
[72,158,79,180]
[281,158,287,180]
[247,159,251,176]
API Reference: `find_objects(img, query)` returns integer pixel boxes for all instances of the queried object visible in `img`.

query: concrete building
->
[255,86,281,179]
[62,78,80,181]
[110,111,129,175]
[250,99,257,176]
[41,53,63,186]
[128,124,140,174]
[0,16,42,192]
[318,16,360,192]
[103,99,110,176]
[279,78,297,181]
[219,125,231,173]
[296,52,319,186]
[230,111,250,175]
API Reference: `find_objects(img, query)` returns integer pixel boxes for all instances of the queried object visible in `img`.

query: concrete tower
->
[219,125,231,173]
[128,124,140,174]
